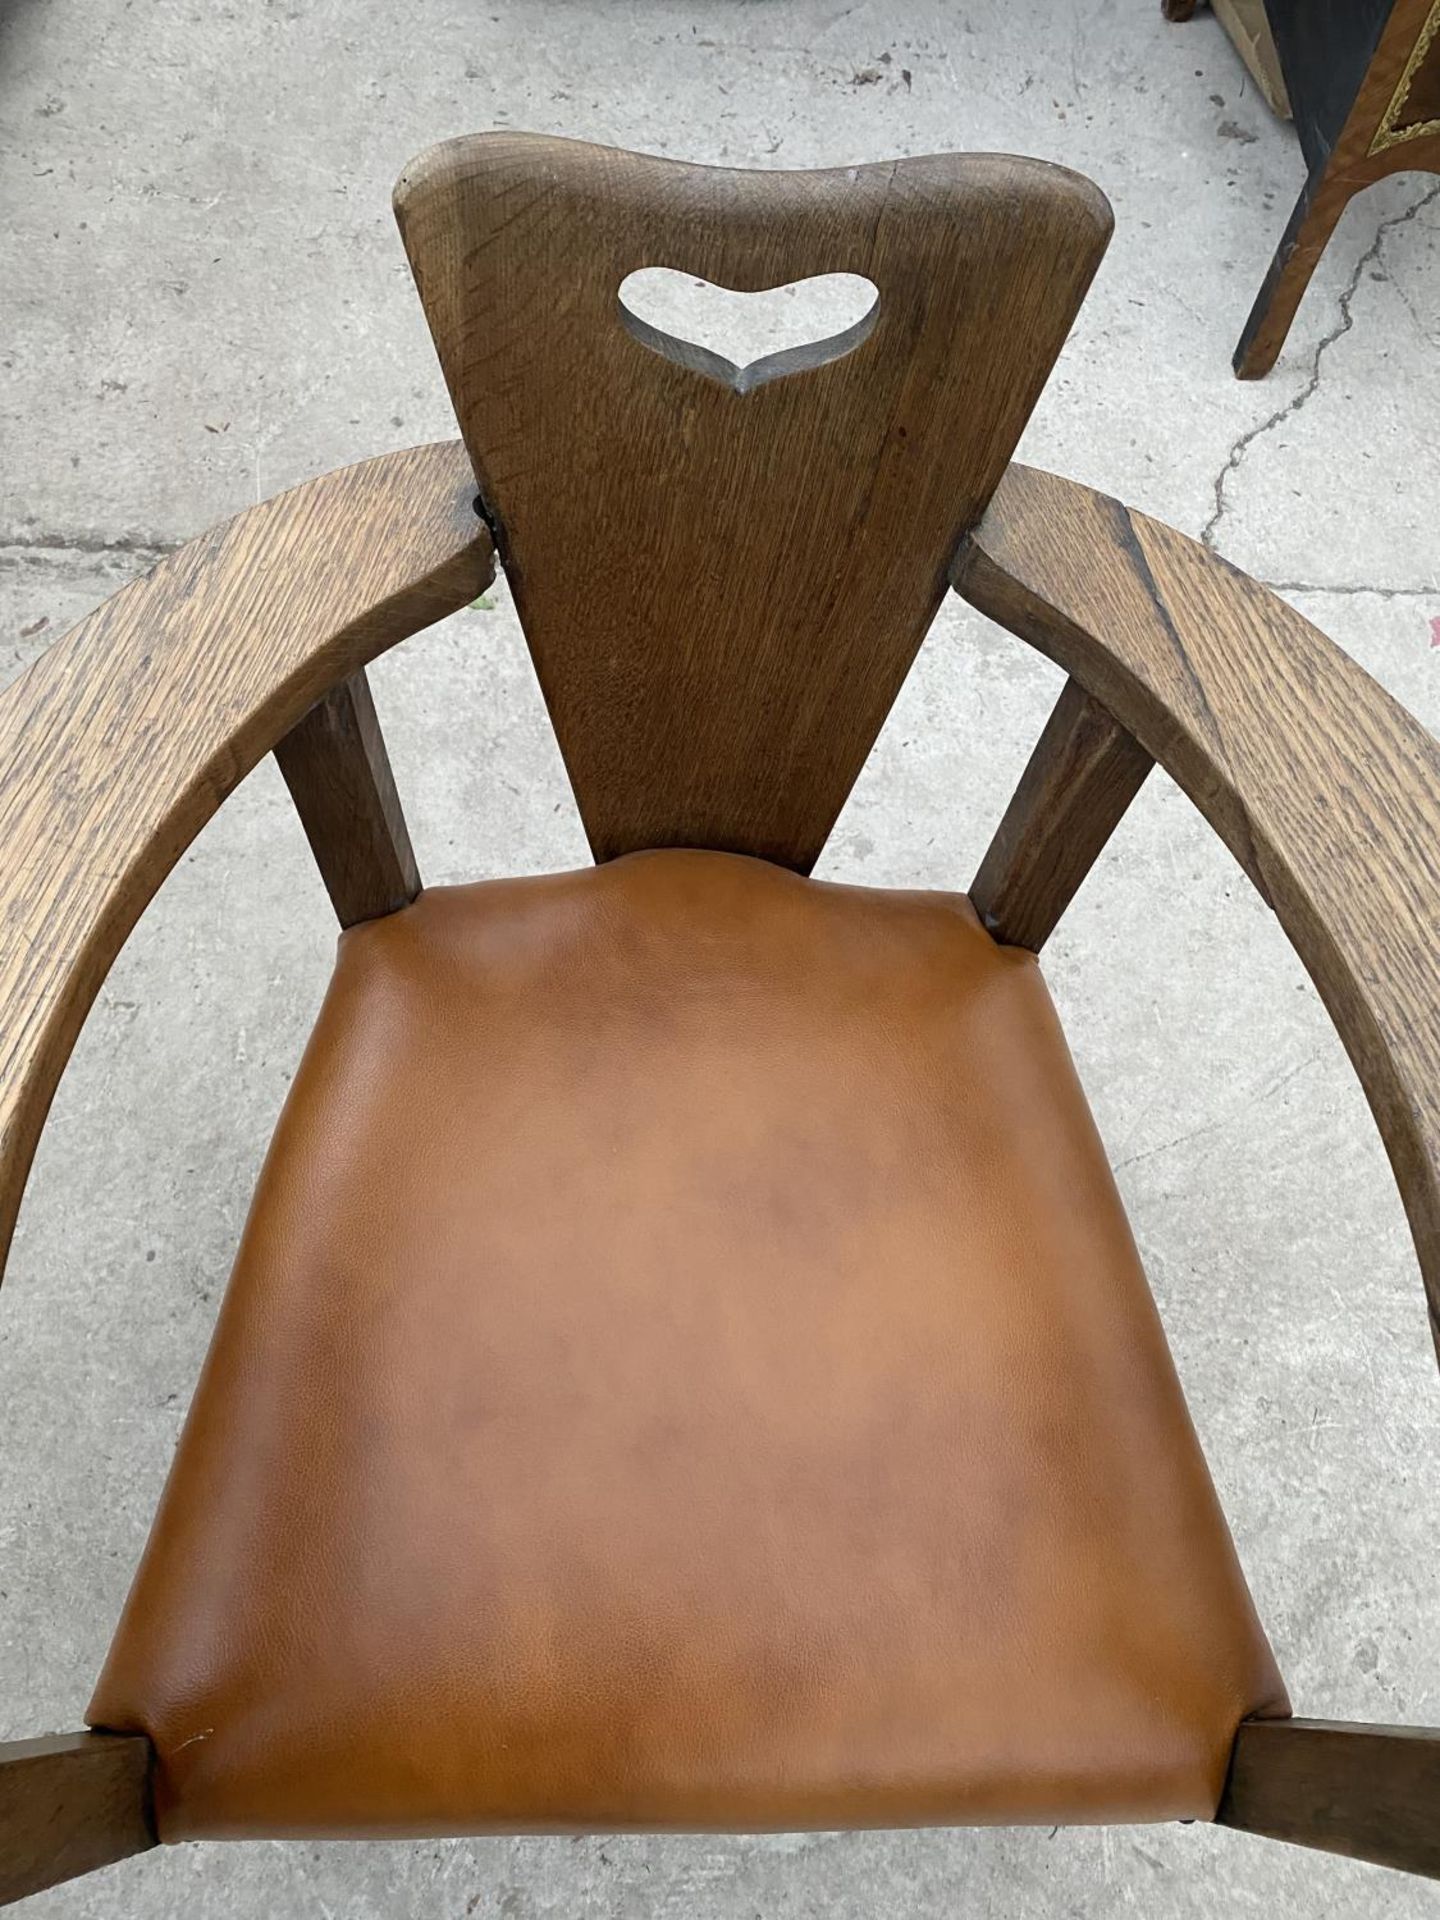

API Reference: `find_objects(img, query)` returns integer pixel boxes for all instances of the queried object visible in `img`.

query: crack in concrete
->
[1264,578,1438,599]
[1113,1051,1320,1175]
[1391,271,1440,349]
[0,531,176,562]
[1201,179,1440,554]
[2,540,1433,608]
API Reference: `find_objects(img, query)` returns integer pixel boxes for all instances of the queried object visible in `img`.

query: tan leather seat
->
[89,850,1287,1839]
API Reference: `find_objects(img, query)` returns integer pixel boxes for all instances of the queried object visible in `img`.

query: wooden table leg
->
[1233,166,1350,377]
[1236,0,1440,376]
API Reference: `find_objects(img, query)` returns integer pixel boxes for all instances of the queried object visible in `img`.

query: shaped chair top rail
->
[395,132,1113,870]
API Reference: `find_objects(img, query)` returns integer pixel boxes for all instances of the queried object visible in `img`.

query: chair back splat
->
[395,134,1112,869]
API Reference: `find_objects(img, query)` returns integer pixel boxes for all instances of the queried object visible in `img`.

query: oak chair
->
[2,134,1438,1908]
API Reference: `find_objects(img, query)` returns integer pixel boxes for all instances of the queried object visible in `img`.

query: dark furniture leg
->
[0,1733,154,1908]
[1233,169,1349,377]
[1235,0,1440,375]
[1218,1718,1440,1878]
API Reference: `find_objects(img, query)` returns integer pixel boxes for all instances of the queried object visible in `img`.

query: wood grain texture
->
[0,441,492,1288]
[1218,1718,1440,1877]
[395,132,1111,871]
[0,1733,154,1907]
[274,668,421,927]
[954,463,1440,1362]
[970,676,1153,952]
[1235,0,1440,376]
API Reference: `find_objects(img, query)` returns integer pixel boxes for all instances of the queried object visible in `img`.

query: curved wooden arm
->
[954,464,1440,1364]
[0,441,493,1285]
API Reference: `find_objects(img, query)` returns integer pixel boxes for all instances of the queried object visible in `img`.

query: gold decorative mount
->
[1370,0,1440,154]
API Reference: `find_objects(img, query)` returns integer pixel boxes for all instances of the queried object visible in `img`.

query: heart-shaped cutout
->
[618,268,879,395]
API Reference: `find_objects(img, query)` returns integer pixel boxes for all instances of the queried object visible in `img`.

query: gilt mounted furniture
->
[1170,0,1440,375]
[2,134,1438,1907]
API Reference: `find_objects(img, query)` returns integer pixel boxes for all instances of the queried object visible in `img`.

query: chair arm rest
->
[954,463,1440,1364]
[0,441,493,1284]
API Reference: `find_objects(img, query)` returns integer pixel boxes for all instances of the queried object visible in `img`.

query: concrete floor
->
[3,0,1439,1913]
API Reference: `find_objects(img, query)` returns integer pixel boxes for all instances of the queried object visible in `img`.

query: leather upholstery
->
[89,851,1287,1839]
